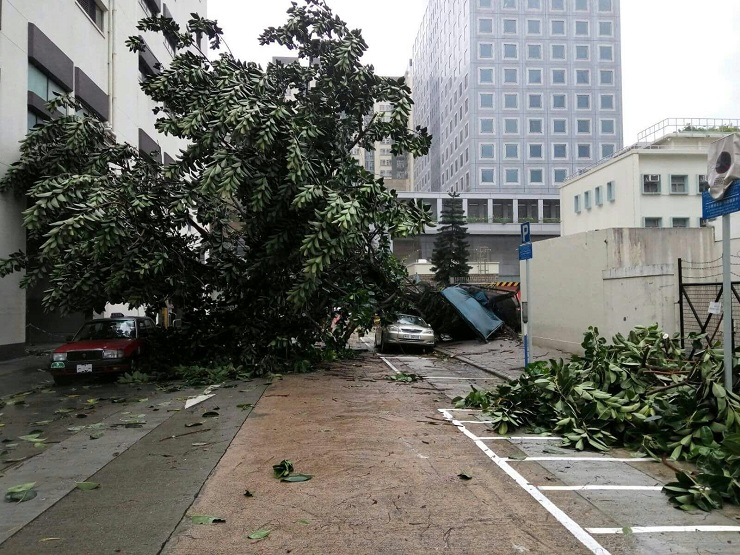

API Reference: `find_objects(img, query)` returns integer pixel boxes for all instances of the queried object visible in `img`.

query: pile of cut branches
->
[454,324,740,511]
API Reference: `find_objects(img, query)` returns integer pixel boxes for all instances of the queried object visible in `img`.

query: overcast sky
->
[206,0,740,145]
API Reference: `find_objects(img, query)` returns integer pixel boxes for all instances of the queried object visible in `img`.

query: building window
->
[553,143,567,158]
[576,94,591,109]
[672,217,690,228]
[479,43,494,58]
[643,174,661,194]
[505,168,520,184]
[555,169,568,183]
[553,119,567,133]
[600,94,615,109]
[543,200,560,222]
[551,0,564,9]
[575,21,589,35]
[528,94,542,108]
[528,69,542,84]
[530,169,543,184]
[504,143,520,159]
[527,44,543,59]
[529,119,543,133]
[595,186,603,206]
[28,64,67,101]
[481,144,495,159]
[671,175,688,194]
[28,111,45,130]
[504,93,518,109]
[519,200,538,221]
[584,190,592,209]
[577,119,591,133]
[78,0,104,30]
[576,69,590,84]
[527,19,541,34]
[480,93,494,108]
[503,43,518,59]
[607,181,615,201]
[575,45,589,60]
[503,68,518,83]
[529,144,543,158]
[551,44,566,60]
[577,144,591,159]
[599,45,614,61]
[480,0,493,6]
[644,217,662,228]
[480,118,495,133]
[599,21,613,36]
[575,0,588,9]
[479,18,493,33]
[503,0,518,8]
[552,94,566,109]
[574,195,581,213]
[551,20,565,35]
[479,68,494,83]
[600,70,614,85]
[527,0,542,9]
[601,119,615,134]
[599,0,613,11]
[503,19,517,33]
[504,118,519,133]
[552,69,566,84]
[481,169,496,184]
[601,144,616,158]
[698,175,708,194]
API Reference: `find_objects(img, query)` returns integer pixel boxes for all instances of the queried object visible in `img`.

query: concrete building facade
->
[559,119,740,236]
[0,0,206,358]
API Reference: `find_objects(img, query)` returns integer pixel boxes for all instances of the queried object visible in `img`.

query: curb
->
[434,347,519,382]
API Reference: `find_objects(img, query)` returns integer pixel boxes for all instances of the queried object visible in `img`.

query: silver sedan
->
[375,314,436,353]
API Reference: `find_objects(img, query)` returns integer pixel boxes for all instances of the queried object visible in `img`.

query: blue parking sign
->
[520,222,531,244]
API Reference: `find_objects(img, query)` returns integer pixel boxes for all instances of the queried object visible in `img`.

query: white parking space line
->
[507,457,656,463]
[586,526,740,534]
[476,436,563,441]
[539,485,663,491]
[439,409,610,555]
[418,376,502,380]
[379,356,402,375]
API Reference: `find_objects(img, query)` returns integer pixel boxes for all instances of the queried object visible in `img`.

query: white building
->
[559,118,740,236]
[0,0,206,358]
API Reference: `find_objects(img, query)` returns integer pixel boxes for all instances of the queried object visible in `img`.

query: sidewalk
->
[435,336,573,381]
[161,349,588,554]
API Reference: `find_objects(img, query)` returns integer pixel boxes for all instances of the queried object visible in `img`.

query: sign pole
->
[723,214,733,391]
[525,256,531,368]
[519,222,532,369]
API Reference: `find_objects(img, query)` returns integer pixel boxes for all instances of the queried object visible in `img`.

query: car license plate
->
[76,364,93,373]
[402,334,421,340]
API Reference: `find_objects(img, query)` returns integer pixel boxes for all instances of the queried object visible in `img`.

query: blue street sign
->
[518,243,532,260]
[520,222,531,244]
[702,180,740,219]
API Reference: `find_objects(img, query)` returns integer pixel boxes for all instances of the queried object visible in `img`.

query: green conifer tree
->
[430,192,472,286]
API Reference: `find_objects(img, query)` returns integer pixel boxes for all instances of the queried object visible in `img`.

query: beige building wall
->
[530,228,716,354]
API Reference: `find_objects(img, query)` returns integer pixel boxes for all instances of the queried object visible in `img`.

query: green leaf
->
[7,482,36,494]
[281,474,312,482]
[75,482,100,490]
[247,528,270,540]
[190,514,225,524]
[201,411,219,418]
[272,459,294,478]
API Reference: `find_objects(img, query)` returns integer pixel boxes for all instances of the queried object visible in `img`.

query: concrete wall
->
[530,227,716,354]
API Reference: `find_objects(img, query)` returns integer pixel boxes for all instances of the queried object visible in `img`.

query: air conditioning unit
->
[707,133,740,199]
[644,174,660,182]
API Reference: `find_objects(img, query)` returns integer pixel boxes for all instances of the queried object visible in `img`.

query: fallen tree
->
[455,324,740,511]
[0,0,431,372]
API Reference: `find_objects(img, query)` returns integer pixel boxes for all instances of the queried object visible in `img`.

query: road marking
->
[379,356,402,375]
[476,436,563,441]
[507,457,656,463]
[586,526,740,534]
[539,485,663,491]
[439,409,610,555]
